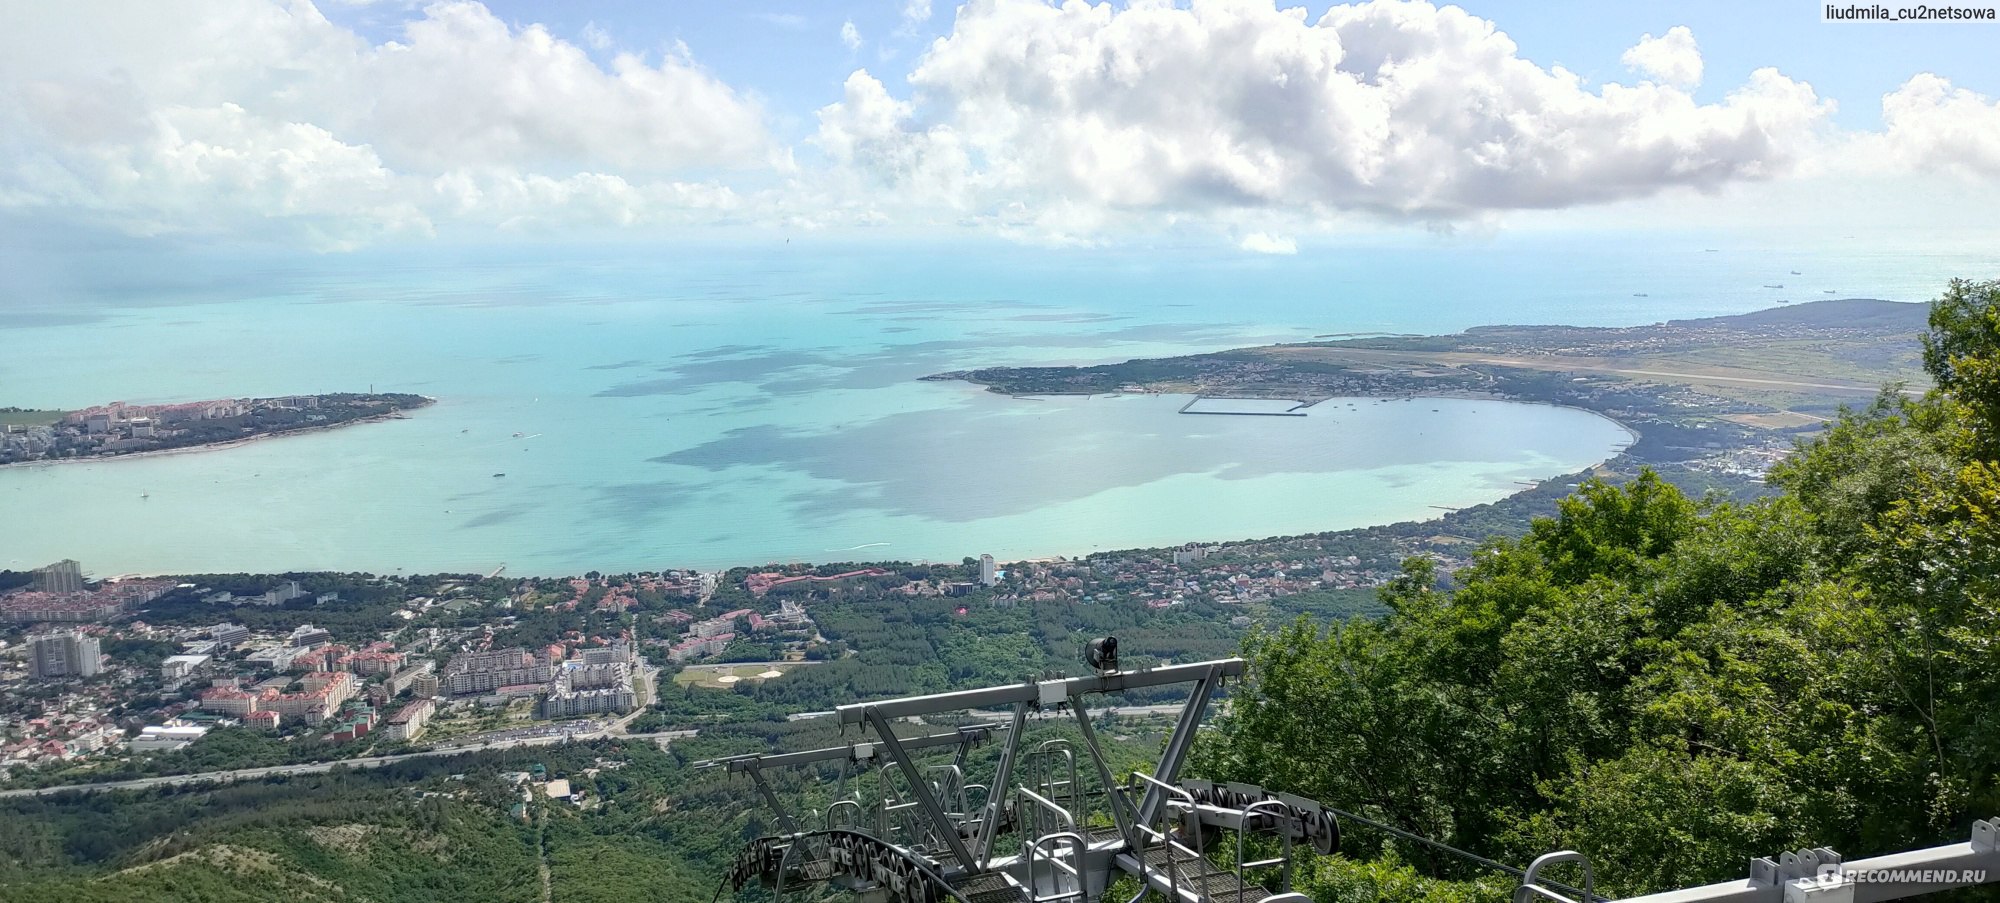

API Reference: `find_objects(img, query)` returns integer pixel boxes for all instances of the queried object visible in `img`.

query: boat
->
[493,473,506,478]
[1790,270,1802,275]
[1633,293,1649,297]
[1824,290,1837,294]
[511,431,524,438]
[1763,284,1784,289]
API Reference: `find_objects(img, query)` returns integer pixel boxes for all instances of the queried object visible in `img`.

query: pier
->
[1177,396,1319,416]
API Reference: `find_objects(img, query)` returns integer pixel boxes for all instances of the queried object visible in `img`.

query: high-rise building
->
[29,632,101,678]
[978,554,998,587]
[31,559,85,594]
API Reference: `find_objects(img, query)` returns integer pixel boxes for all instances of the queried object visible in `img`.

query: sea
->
[0,231,1990,576]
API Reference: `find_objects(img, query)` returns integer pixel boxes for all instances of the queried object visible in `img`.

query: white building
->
[978,554,998,587]
[129,724,208,752]
[161,654,212,681]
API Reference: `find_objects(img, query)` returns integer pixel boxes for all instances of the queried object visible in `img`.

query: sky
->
[1,0,1998,260]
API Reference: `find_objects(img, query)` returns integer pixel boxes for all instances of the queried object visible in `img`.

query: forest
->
[1195,278,2000,900]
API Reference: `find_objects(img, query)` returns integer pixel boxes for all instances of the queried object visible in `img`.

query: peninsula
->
[928,298,1932,505]
[0,393,433,466]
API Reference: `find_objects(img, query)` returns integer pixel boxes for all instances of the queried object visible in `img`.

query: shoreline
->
[0,397,435,471]
[46,388,1630,580]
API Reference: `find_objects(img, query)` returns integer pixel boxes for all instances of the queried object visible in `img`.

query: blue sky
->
[323,0,2000,136]
[2,0,1999,255]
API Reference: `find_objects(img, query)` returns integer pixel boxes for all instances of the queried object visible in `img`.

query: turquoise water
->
[0,235,1988,575]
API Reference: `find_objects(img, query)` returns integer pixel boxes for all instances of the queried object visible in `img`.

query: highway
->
[0,728,698,799]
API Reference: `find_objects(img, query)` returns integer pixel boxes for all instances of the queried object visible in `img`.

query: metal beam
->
[699,725,1002,773]
[1607,819,1997,903]
[1071,703,1136,846]
[1136,663,1219,827]
[745,764,801,835]
[834,659,1247,725]
[976,703,1030,869]
[865,706,977,869]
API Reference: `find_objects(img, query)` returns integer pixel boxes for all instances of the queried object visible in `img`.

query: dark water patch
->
[586,359,650,370]
[461,507,530,529]
[1008,312,1126,323]
[657,398,1596,523]
[588,480,712,527]
[0,310,107,328]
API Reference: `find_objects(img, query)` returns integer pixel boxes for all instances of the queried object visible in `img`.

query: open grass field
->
[0,409,66,428]
[671,661,818,689]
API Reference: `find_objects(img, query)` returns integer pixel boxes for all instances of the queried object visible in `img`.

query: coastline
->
[0,397,436,471]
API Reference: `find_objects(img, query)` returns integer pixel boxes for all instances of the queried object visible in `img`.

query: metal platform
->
[700,651,1998,903]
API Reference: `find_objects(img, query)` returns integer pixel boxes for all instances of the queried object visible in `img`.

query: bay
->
[0,234,1986,575]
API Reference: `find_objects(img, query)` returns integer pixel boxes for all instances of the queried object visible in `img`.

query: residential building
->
[539,661,636,719]
[208,622,250,645]
[443,647,552,696]
[289,624,332,647]
[31,559,84,594]
[29,632,101,678]
[979,554,998,587]
[384,698,435,741]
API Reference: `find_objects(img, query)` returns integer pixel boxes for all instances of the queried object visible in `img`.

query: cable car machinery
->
[701,639,1997,903]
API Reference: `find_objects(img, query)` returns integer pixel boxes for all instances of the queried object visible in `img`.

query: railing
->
[1027,741,1082,828]
[1017,786,1079,839]
[827,799,864,831]
[1130,772,1209,903]
[1025,830,1088,903]
[1234,800,1296,899]
[1513,851,1594,903]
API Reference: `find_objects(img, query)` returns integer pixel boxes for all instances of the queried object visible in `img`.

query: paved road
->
[0,729,699,799]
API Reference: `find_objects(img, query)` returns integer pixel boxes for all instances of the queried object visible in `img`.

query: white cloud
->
[0,0,769,243]
[1873,74,2000,178]
[1239,232,1298,254]
[0,0,1993,251]
[819,0,1831,235]
[1621,26,1702,88]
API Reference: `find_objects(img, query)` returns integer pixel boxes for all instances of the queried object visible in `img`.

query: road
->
[0,728,699,799]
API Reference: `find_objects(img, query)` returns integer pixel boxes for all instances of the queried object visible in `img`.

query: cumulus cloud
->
[819,0,1831,234]
[1874,74,2000,178]
[2,0,1991,250]
[1239,232,1298,254]
[0,0,769,244]
[1621,26,1702,88]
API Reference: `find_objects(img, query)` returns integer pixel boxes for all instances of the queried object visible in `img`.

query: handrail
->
[1018,786,1080,836]
[1026,830,1088,903]
[1131,773,1207,902]
[929,764,969,818]
[1514,851,1594,903]
[1236,799,1297,897]
[827,799,863,831]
